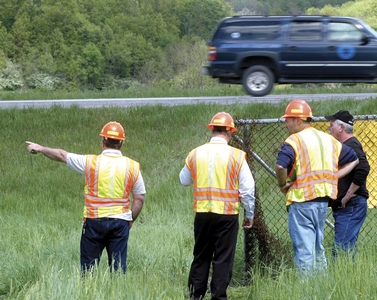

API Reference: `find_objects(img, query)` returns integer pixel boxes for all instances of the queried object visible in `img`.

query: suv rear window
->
[289,21,322,41]
[214,20,280,41]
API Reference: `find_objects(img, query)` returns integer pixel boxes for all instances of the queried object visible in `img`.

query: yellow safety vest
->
[185,142,245,215]
[84,154,140,218]
[284,127,341,205]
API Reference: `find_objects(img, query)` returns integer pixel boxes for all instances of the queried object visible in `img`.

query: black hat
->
[325,110,354,126]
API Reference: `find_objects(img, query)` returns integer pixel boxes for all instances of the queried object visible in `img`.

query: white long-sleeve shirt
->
[66,149,146,221]
[179,137,255,219]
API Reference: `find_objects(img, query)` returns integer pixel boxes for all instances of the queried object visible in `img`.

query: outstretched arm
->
[26,141,68,163]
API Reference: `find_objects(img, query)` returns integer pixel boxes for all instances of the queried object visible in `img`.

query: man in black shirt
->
[325,110,370,258]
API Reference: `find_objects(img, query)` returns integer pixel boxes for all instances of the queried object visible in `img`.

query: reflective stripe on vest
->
[186,142,245,215]
[84,154,140,218]
[284,127,341,205]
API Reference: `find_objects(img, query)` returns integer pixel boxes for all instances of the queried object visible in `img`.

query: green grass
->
[1,98,377,299]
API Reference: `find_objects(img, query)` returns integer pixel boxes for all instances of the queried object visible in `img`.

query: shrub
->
[0,61,23,91]
[26,73,61,91]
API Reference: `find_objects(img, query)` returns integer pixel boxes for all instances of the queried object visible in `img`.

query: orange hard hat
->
[282,99,312,119]
[207,112,237,132]
[99,121,126,140]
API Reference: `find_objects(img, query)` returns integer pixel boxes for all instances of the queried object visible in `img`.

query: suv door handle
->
[290,46,297,50]
[328,46,336,51]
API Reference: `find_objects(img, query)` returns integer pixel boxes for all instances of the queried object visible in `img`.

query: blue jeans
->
[80,218,130,273]
[332,195,367,258]
[288,199,328,278]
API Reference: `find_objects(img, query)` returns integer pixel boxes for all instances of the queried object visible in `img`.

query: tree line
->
[229,0,350,15]
[0,0,232,91]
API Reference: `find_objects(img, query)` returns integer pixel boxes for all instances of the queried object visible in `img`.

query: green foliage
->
[0,22,15,57]
[179,0,232,40]
[227,0,351,15]
[0,0,232,91]
[230,0,271,14]
[26,73,61,91]
[307,0,377,31]
[78,43,105,87]
[0,0,24,30]
[0,49,7,70]
[0,60,23,90]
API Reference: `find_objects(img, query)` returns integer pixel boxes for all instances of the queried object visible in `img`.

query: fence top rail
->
[235,115,377,125]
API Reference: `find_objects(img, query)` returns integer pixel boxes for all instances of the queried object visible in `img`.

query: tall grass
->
[1,83,377,100]
[1,98,377,299]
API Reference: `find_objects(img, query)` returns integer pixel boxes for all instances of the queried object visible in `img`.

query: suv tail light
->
[208,46,216,61]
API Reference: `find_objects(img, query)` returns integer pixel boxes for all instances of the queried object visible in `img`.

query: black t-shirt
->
[330,136,370,210]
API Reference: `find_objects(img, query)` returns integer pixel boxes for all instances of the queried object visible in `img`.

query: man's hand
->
[278,182,294,194]
[26,141,42,154]
[128,221,134,229]
[341,194,355,208]
[242,218,254,229]
[25,141,68,163]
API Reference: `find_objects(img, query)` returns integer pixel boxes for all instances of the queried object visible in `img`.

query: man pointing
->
[26,121,146,273]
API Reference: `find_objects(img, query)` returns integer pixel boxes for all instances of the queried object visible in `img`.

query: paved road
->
[1,93,377,108]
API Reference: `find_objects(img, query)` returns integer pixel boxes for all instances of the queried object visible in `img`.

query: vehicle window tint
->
[215,21,280,40]
[289,21,322,41]
[328,22,363,42]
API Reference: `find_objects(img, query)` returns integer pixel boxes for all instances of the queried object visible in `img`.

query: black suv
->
[202,15,377,96]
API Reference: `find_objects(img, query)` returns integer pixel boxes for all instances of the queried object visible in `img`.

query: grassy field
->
[1,95,377,299]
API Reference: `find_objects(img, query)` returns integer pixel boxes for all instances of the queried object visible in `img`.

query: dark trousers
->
[188,213,239,300]
[80,218,130,273]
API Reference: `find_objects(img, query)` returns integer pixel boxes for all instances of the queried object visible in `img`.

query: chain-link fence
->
[230,115,377,278]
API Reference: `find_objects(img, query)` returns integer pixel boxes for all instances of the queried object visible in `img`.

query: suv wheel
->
[242,66,274,97]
